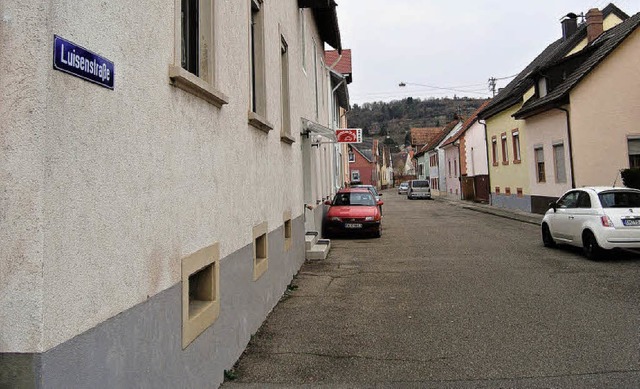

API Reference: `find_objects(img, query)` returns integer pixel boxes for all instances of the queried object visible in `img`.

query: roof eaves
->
[300,0,342,52]
[515,12,640,119]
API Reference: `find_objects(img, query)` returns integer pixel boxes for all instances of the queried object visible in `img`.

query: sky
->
[334,0,640,105]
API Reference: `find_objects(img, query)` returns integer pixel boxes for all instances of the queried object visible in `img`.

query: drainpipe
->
[479,119,492,205]
[555,107,576,189]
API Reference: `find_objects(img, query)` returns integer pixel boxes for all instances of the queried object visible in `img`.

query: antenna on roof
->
[613,170,620,187]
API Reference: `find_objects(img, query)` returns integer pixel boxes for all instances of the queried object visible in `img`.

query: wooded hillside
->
[346,97,489,149]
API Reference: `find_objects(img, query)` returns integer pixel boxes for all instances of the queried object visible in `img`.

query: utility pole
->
[488,77,497,97]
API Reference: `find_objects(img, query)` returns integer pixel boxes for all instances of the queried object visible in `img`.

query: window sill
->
[502,161,510,166]
[492,162,499,167]
[169,65,229,108]
[248,111,274,133]
[513,159,521,164]
[280,133,296,144]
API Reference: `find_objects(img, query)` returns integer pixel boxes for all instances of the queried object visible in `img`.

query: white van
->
[407,180,431,199]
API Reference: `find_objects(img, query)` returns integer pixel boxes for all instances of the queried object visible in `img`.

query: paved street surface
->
[224,191,640,388]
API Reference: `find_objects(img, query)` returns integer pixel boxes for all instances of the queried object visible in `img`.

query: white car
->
[541,186,640,259]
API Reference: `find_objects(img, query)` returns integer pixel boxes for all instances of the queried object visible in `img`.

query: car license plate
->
[345,223,362,229]
[622,218,640,226]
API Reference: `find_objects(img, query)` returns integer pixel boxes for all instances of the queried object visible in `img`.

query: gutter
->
[555,107,576,189]
[479,119,492,205]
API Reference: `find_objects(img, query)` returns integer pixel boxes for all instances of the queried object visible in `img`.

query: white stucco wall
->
[524,109,573,197]
[570,27,640,187]
[0,0,49,353]
[444,145,460,196]
[1,0,335,352]
[464,121,489,177]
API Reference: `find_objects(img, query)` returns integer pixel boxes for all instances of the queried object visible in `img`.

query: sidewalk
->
[433,195,543,225]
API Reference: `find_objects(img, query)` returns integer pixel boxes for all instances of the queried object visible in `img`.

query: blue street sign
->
[53,35,115,90]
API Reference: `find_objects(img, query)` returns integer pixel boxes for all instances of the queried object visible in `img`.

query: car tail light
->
[601,215,613,227]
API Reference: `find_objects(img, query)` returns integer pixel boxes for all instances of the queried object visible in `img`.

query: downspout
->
[555,107,576,189]
[479,119,492,205]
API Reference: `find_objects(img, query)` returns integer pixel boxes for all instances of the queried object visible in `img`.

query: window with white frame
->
[280,35,292,142]
[501,133,509,164]
[535,147,546,183]
[299,9,306,71]
[348,150,355,162]
[491,137,498,165]
[628,138,640,168]
[169,0,228,107]
[512,130,521,162]
[553,142,567,183]
[250,0,266,116]
[351,170,360,182]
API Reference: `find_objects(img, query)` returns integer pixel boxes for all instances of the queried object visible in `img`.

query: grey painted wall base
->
[490,194,532,213]
[0,216,305,389]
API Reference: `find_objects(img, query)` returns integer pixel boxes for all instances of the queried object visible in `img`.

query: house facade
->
[425,119,462,196]
[478,4,628,213]
[460,116,491,202]
[1,1,345,387]
[348,143,376,185]
[514,9,640,213]
[442,141,461,198]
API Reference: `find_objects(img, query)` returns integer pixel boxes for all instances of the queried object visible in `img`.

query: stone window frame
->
[181,243,220,349]
[253,222,269,281]
[248,0,273,133]
[169,0,229,108]
[283,210,292,252]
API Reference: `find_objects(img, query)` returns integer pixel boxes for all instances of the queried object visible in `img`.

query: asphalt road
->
[223,190,640,388]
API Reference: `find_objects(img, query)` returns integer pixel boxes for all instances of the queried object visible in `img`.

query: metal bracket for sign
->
[311,141,338,147]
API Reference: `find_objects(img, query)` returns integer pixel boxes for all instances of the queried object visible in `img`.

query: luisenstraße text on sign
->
[53,35,114,90]
[336,128,363,143]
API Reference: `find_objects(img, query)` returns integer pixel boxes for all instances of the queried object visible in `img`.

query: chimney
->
[586,8,604,43]
[561,13,578,40]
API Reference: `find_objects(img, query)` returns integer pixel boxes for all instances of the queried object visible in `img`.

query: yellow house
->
[514,9,640,213]
[478,4,629,213]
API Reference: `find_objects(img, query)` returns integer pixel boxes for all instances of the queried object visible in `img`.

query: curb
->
[433,196,543,226]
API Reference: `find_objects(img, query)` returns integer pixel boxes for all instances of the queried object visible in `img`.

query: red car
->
[323,188,383,238]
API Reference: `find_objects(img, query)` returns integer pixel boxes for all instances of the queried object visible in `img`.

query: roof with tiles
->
[414,119,461,158]
[325,49,352,83]
[441,100,492,147]
[478,3,629,120]
[410,127,443,147]
[514,11,640,118]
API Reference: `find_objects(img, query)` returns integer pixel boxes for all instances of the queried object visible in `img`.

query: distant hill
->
[346,97,489,150]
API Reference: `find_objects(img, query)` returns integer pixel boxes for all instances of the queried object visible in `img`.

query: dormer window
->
[538,77,548,98]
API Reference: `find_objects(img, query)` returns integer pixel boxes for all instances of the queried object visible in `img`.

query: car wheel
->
[373,225,382,238]
[541,223,556,248]
[582,231,603,260]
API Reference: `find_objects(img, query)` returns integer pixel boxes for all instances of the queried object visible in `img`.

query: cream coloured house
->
[478,4,629,213]
[1,0,347,387]
[514,9,640,213]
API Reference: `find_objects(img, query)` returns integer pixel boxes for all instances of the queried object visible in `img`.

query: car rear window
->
[411,180,429,188]
[598,190,640,208]
[333,193,376,206]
